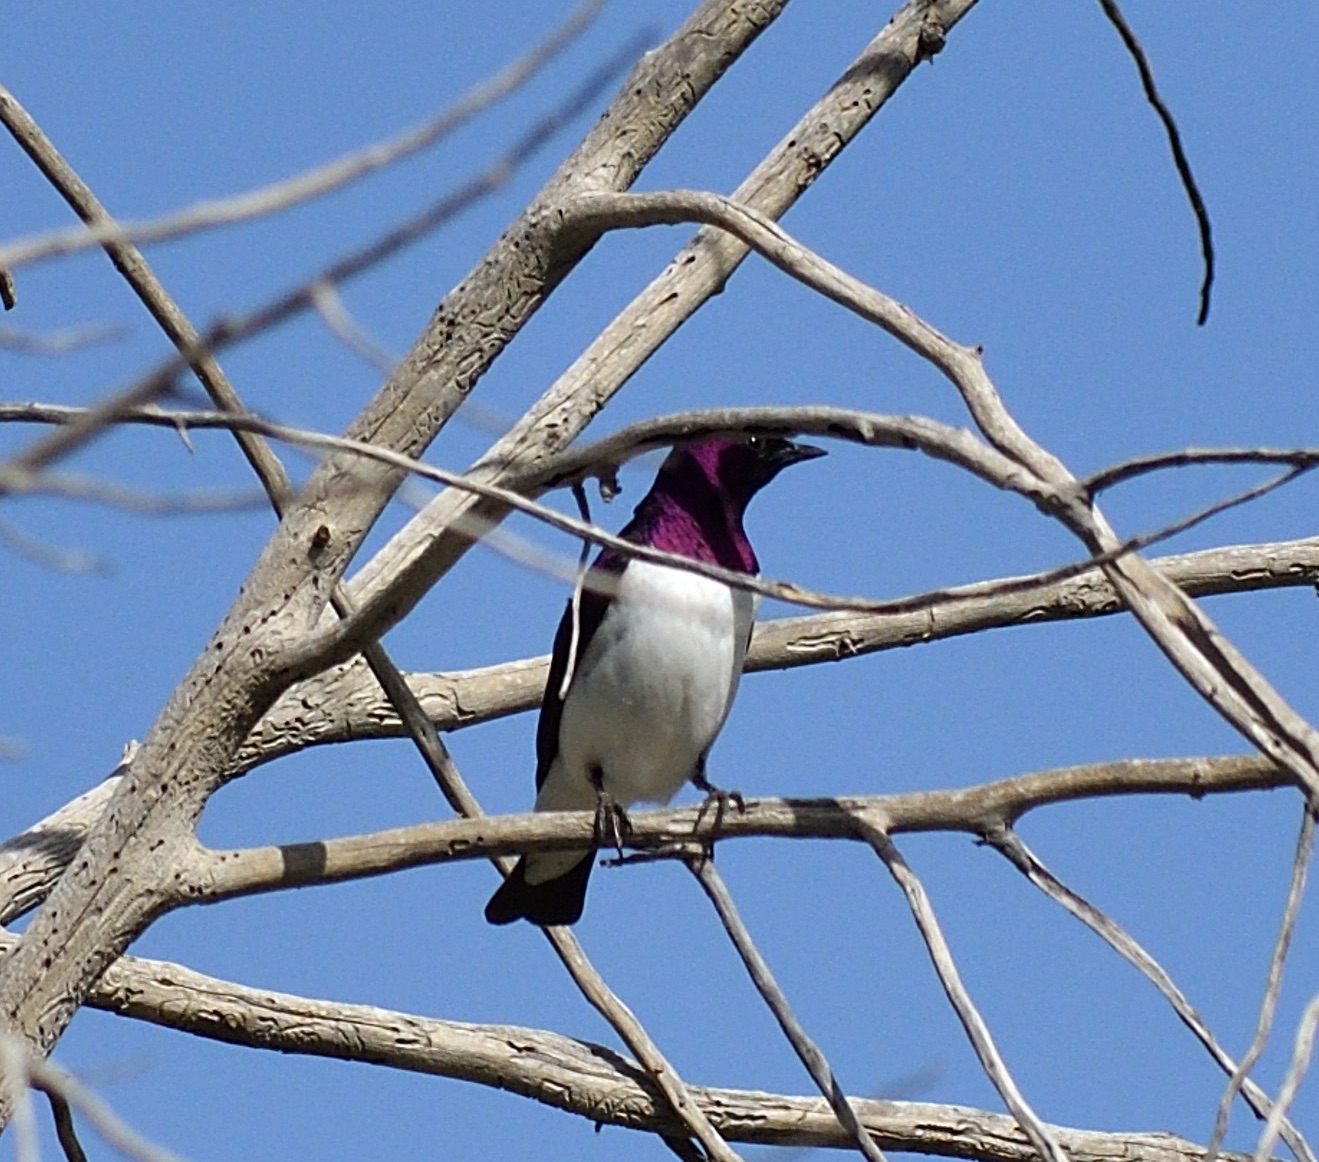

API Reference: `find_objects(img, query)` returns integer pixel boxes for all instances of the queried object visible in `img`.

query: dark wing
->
[534,550,628,792]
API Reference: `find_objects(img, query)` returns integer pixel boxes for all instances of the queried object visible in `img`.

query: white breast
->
[538,559,756,813]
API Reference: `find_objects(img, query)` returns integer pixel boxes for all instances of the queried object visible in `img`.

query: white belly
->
[537,560,756,813]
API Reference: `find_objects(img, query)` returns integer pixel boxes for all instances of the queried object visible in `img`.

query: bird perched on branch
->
[485,435,825,926]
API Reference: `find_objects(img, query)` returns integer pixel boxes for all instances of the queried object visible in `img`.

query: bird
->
[484,434,826,926]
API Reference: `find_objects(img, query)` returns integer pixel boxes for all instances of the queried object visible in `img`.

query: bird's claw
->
[692,771,745,833]
[593,792,632,860]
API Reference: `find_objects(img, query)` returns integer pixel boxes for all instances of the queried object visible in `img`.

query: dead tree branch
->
[0,937,1256,1162]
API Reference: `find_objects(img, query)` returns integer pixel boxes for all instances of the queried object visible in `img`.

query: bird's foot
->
[587,763,632,859]
[692,771,745,834]
[592,791,633,860]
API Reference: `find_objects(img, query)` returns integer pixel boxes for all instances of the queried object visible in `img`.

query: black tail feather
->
[484,854,594,926]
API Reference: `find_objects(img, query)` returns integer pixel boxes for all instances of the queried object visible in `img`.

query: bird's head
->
[660,435,826,513]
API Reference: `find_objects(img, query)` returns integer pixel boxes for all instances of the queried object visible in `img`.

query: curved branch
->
[1094,0,1214,324]
[535,185,1319,809]
[48,941,1252,1162]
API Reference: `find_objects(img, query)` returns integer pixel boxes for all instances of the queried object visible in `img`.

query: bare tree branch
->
[984,828,1314,1162]
[1094,0,1214,324]
[183,756,1287,921]
[3,938,1252,1162]
[229,532,1319,771]
[0,322,125,355]
[1085,448,1319,493]
[1209,807,1316,1160]
[690,856,888,1162]
[0,0,605,273]
[2,755,1291,928]
[859,821,1069,1162]
[1255,992,1319,1162]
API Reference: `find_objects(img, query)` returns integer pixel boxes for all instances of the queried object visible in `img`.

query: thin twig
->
[2,1036,40,1162]
[0,0,606,273]
[1254,992,1319,1162]
[985,826,1315,1162]
[0,34,644,479]
[0,321,126,355]
[689,856,888,1162]
[1098,464,1314,556]
[0,402,274,430]
[0,404,1020,621]
[0,469,267,514]
[1209,806,1316,1160]
[308,281,399,377]
[40,1089,89,1162]
[0,518,112,575]
[0,1034,188,1162]
[9,400,1289,633]
[1084,447,1319,494]
[1094,0,1214,324]
[856,819,1070,1162]
[15,401,1319,689]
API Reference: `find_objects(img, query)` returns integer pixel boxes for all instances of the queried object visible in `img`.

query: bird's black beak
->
[775,439,827,467]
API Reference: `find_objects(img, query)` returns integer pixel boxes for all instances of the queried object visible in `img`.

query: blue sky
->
[3,2,1318,1160]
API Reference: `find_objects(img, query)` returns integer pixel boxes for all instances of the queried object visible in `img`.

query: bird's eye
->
[746,435,763,450]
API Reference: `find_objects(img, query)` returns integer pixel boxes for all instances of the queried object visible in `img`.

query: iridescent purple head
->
[657,435,826,514]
